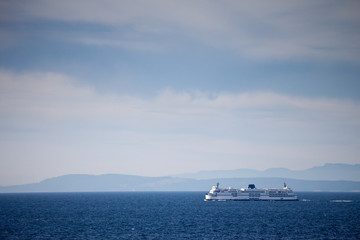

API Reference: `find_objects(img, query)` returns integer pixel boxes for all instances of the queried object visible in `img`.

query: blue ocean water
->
[1,192,360,239]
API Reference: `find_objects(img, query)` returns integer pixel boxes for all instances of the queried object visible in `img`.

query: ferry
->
[204,183,298,201]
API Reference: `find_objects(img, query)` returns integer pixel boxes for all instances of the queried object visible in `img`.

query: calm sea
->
[1,192,360,239]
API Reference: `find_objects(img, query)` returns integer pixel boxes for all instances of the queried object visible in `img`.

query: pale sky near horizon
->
[1,0,360,185]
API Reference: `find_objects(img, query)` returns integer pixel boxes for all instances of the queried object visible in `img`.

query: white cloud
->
[1,71,360,185]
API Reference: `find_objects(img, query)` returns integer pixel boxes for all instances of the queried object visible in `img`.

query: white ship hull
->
[205,195,298,201]
[204,183,298,201]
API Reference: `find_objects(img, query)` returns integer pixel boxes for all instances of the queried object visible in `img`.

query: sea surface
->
[1,192,360,239]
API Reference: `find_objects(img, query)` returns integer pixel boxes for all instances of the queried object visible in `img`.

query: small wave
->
[301,199,311,202]
[330,200,353,203]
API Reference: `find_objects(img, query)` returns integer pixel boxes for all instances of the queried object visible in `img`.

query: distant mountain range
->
[1,164,360,193]
[173,163,360,181]
[1,163,360,193]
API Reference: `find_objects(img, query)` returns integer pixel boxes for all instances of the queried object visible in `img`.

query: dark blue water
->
[1,192,360,239]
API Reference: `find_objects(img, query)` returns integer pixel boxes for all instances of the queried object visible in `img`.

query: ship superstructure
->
[204,183,298,201]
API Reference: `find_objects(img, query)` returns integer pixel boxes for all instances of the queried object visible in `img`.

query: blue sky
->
[1,0,360,185]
